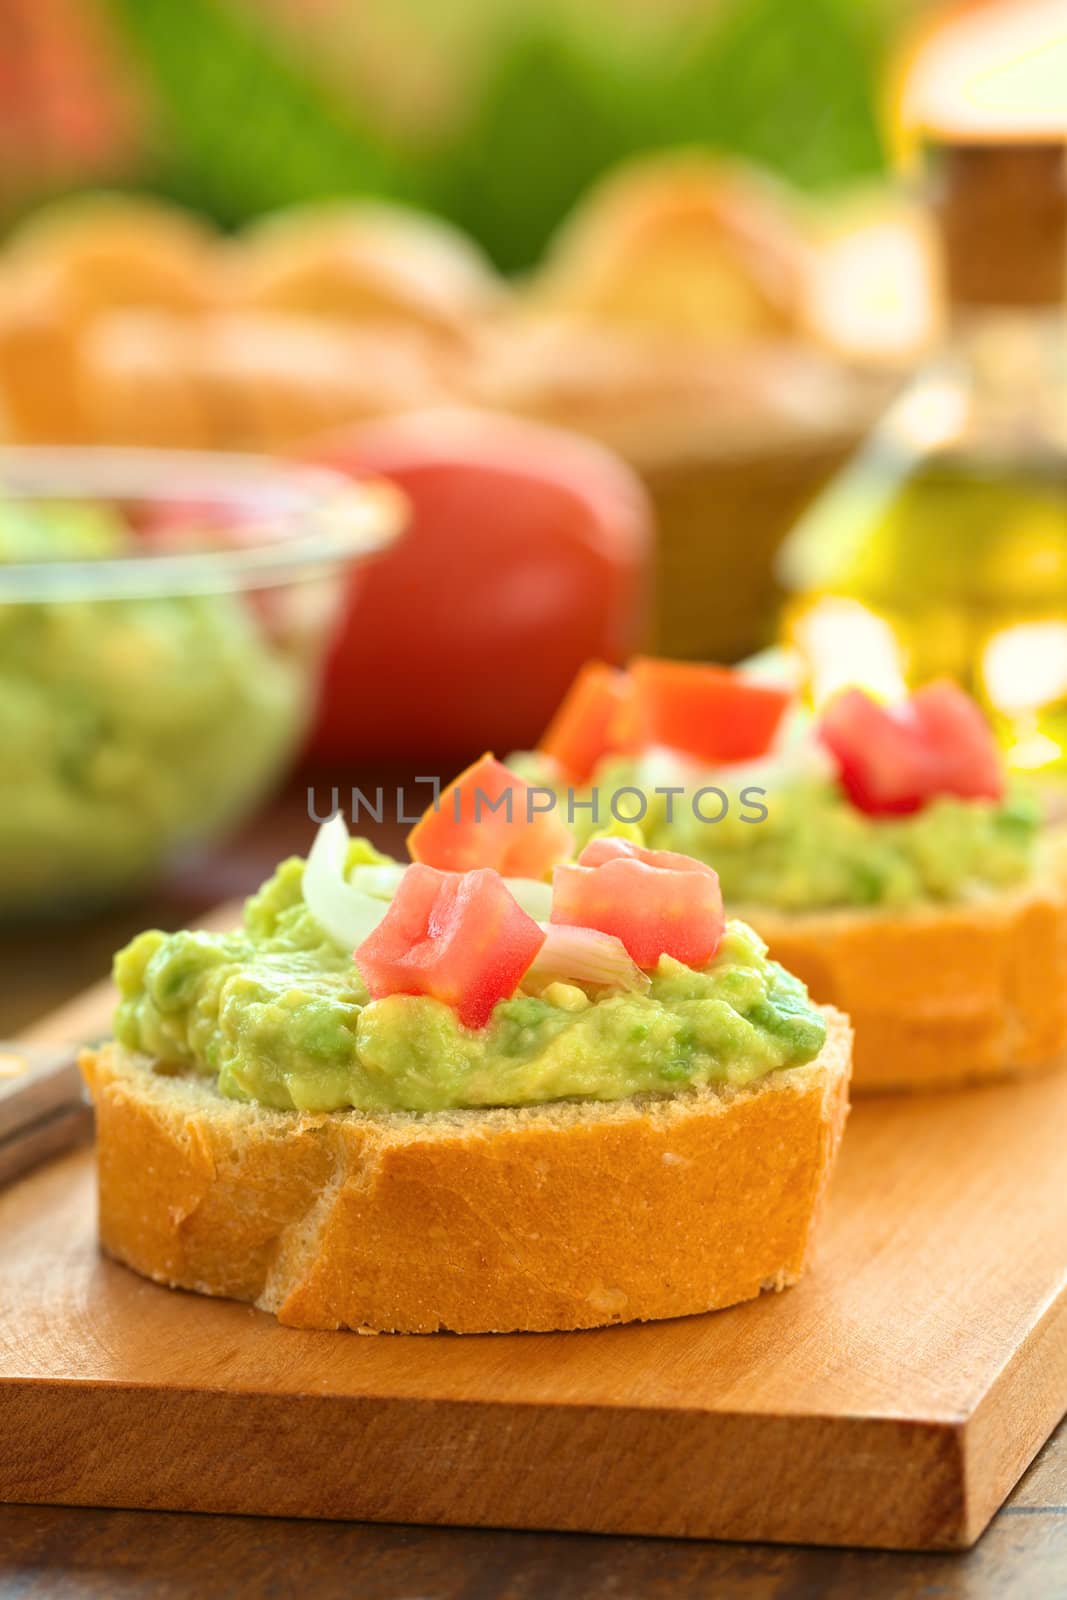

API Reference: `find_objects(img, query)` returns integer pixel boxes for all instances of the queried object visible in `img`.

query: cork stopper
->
[931,140,1067,310]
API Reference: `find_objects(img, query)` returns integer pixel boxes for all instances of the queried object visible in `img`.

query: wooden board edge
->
[0,1381,972,1550]
[960,1268,1067,1546]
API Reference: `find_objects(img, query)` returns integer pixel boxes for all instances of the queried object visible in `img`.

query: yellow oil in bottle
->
[779,140,1067,772]
[781,415,1067,769]
[778,153,1067,779]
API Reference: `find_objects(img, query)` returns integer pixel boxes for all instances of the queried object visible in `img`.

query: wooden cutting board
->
[1,963,1066,1552]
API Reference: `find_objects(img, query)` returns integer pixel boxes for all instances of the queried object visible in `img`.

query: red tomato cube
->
[818,689,937,816]
[819,683,1005,816]
[552,838,724,970]
[407,753,574,879]
[911,680,1004,802]
[354,864,546,1029]
[623,658,792,765]
[537,661,631,783]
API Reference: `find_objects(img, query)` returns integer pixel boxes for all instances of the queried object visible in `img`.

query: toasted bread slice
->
[745,878,1067,1093]
[80,1011,851,1335]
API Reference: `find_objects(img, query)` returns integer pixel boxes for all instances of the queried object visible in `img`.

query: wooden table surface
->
[2,777,1065,1600]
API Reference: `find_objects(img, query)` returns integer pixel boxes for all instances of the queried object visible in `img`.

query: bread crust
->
[80,1012,851,1335]
[743,877,1067,1094]
[533,155,809,337]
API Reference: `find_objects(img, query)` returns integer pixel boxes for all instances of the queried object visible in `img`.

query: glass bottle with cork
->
[778,138,1067,773]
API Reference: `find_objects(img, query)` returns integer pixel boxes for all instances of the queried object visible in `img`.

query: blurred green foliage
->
[663,0,889,191]
[430,16,662,274]
[101,0,895,271]
[104,0,407,218]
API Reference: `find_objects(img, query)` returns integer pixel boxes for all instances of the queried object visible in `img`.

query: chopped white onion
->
[350,862,409,901]
[527,923,650,993]
[303,815,391,952]
[503,877,554,921]
[305,829,557,954]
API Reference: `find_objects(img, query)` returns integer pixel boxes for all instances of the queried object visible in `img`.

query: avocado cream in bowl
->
[0,447,401,916]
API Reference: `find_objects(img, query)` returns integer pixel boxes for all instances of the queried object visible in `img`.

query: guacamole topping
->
[113,838,827,1113]
[0,504,302,913]
[515,751,1039,912]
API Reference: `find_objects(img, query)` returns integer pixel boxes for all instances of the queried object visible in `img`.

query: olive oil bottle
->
[780,142,1067,772]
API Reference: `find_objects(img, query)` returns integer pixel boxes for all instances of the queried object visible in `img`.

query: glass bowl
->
[0,445,403,918]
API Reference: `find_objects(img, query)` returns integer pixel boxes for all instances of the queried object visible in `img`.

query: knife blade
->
[0,1043,94,1185]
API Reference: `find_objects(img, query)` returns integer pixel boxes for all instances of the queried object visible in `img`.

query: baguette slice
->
[80,1011,851,1335]
[743,876,1067,1094]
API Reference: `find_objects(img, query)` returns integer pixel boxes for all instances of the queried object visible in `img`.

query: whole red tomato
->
[303,408,653,762]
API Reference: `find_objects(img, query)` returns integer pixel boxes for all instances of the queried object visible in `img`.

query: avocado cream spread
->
[1,505,301,914]
[518,753,1039,912]
[113,841,828,1114]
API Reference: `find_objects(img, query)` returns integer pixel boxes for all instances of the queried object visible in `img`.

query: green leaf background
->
[99,0,901,271]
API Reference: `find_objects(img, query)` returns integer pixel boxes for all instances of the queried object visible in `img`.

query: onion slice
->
[303,815,392,952]
[526,923,651,993]
[350,862,409,901]
[306,827,556,957]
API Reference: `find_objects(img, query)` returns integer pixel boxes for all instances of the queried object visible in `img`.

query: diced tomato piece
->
[577,837,706,874]
[819,683,1005,816]
[552,838,724,969]
[911,680,1004,802]
[408,753,574,879]
[624,657,791,764]
[537,661,631,782]
[354,864,545,1029]
[818,690,935,816]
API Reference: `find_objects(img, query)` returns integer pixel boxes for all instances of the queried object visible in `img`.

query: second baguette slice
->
[744,876,1067,1093]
